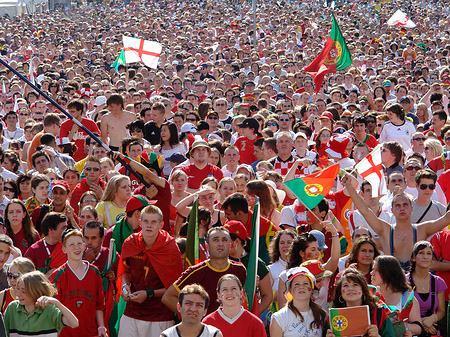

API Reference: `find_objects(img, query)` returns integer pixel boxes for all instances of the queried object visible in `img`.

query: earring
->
[362,294,366,302]
[339,296,345,303]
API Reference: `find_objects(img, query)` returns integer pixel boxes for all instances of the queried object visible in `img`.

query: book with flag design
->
[185,198,200,268]
[329,305,370,337]
[284,163,340,210]
[244,198,260,312]
[303,13,352,93]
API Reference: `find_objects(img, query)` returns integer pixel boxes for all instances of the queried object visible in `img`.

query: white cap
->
[181,122,197,133]
[94,95,107,106]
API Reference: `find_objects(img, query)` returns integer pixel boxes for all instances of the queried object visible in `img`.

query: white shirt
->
[268,258,286,291]
[272,306,323,337]
[378,120,416,151]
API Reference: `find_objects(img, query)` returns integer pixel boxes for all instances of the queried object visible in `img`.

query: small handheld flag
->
[185,198,200,268]
[284,163,340,210]
[329,305,370,337]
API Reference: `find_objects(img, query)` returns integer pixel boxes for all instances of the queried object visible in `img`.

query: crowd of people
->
[0,0,449,335]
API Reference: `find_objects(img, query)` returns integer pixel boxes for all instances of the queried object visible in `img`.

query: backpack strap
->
[426,274,436,317]
[412,223,417,244]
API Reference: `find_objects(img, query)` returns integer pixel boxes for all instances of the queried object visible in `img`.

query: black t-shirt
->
[144,121,161,145]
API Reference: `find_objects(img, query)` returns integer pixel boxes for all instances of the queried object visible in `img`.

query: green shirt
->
[4,300,64,337]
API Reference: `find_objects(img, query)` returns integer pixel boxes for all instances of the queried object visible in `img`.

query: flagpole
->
[0,57,150,188]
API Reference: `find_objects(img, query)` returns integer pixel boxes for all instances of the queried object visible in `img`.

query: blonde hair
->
[424,138,443,159]
[9,257,35,274]
[20,271,56,302]
[169,170,188,183]
[101,175,130,202]
[141,205,163,222]
[62,229,83,246]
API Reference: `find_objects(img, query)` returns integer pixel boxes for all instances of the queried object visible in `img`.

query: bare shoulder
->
[101,112,112,122]
[124,110,137,119]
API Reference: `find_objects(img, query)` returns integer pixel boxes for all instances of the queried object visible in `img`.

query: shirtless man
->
[101,94,136,151]
[341,173,450,271]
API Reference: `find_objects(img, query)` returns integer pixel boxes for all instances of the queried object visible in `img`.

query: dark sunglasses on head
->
[419,184,435,190]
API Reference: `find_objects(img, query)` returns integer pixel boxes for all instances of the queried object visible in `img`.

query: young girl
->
[4,271,79,335]
[271,267,326,337]
[203,274,265,337]
[0,257,35,313]
[154,122,187,178]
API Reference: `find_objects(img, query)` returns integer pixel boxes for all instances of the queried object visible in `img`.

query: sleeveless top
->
[390,224,417,271]
[1,288,15,313]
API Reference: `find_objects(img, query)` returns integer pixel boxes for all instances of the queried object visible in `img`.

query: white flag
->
[386,10,416,28]
[122,36,162,69]
[355,146,387,197]
[28,59,35,85]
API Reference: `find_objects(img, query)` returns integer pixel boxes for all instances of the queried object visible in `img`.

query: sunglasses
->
[186,118,197,122]
[406,166,421,171]
[279,118,290,122]
[82,198,97,203]
[267,123,278,126]
[413,137,426,141]
[424,147,430,151]
[7,272,20,279]
[419,184,436,190]
[84,167,100,172]
[3,186,15,192]
[377,124,383,127]
[216,103,226,106]
[207,116,218,120]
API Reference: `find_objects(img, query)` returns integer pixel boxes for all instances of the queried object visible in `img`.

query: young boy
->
[51,230,107,337]
[0,235,17,291]
[118,205,183,337]
[234,117,261,165]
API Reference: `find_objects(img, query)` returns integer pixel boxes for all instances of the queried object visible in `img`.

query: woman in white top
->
[155,122,187,178]
[378,103,416,151]
[270,267,326,337]
[268,229,297,308]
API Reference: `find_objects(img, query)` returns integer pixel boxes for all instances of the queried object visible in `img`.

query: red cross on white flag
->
[355,145,387,197]
[122,36,162,69]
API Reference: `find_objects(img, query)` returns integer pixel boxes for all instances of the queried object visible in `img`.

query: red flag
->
[303,14,352,93]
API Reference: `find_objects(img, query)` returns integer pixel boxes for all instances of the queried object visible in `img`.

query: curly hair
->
[286,233,317,269]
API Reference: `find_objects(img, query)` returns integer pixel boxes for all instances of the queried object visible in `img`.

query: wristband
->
[122,156,131,165]
[98,326,106,331]
[331,217,337,224]
[146,289,155,298]
[332,234,339,238]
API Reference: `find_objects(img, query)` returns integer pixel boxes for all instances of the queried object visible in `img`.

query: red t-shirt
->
[431,231,450,299]
[203,308,266,337]
[122,246,173,321]
[234,136,260,165]
[70,178,107,215]
[51,262,105,337]
[437,170,450,205]
[60,118,101,162]
[180,164,224,190]
[12,227,40,256]
[24,239,64,270]
[362,134,379,150]
[174,260,247,315]
[118,166,141,192]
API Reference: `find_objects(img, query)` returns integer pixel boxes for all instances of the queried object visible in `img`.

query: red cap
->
[224,220,248,241]
[52,180,70,192]
[125,195,156,213]
[319,111,334,120]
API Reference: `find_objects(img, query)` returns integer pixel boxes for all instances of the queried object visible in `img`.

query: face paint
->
[342,288,347,294]
[306,252,313,258]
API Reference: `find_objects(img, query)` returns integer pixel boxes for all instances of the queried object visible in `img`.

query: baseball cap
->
[300,260,333,279]
[52,180,70,192]
[224,220,248,241]
[181,122,197,133]
[399,96,411,104]
[206,111,219,118]
[284,267,316,292]
[166,153,186,163]
[382,80,392,87]
[359,96,368,103]
[126,195,154,213]
[94,95,107,106]
[243,80,255,87]
[237,117,259,130]
[319,111,334,120]
[309,230,328,250]
[196,121,210,131]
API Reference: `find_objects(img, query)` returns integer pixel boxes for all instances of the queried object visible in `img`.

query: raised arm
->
[340,173,390,237]
[421,210,450,239]
[322,221,340,272]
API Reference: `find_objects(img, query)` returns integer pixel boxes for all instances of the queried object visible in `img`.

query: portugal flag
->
[284,163,340,210]
[303,13,352,93]
[329,305,370,337]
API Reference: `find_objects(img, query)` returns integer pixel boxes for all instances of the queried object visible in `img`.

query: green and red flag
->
[329,305,370,337]
[284,163,340,210]
[244,197,260,313]
[303,13,352,93]
[185,198,200,268]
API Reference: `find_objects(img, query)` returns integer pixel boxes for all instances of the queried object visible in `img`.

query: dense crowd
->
[0,0,449,336]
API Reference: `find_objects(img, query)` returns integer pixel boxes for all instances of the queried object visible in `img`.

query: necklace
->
[4,129,18,140]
